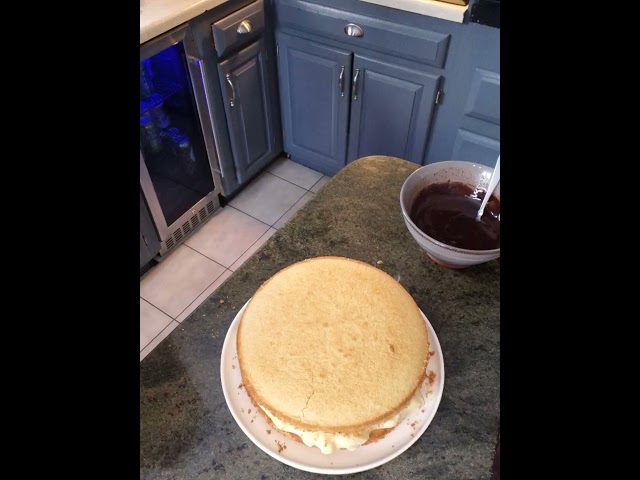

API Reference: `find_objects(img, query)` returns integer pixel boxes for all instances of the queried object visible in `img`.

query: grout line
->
[271,190,315,229]
[227,204,286,228]
[271,200,298,230]
[140,297,174,351]
[229,227,274,268]
[182,243,235,269]
[182,225,270,268]
[266,169,323,191]
[309,175,329,192]
[140,250,226,319]
[172,267,230,320]
[140,320,179,357]
[226,205,272,228]
[229,227,276,271]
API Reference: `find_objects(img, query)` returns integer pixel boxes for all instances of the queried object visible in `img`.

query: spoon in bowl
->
[476,155,500,222]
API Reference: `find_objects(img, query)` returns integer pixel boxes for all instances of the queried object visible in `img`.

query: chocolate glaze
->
[409,181,500,251]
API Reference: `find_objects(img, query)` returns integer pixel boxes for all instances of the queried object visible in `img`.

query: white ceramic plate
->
[220,300,445,475]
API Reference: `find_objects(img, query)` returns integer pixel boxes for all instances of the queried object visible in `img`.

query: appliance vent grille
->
[160,200,219,256]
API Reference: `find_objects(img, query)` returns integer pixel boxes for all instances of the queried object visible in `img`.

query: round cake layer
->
[237,256,429,435]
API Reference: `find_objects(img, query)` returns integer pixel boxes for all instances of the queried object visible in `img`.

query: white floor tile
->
[184,207,269,268]
[310,175,331,193]
[140,245,226,318]
[140,320,180,361]
[274,192,316,229]
[268,157,323,190]
[229,172,306,225]
[229,228,277,271]
[175,269,234,323]
[140,298,173,351]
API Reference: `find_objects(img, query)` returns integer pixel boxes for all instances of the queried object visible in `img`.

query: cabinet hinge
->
[276,44,279,56]
[435,89,443,105]
[142,234,148,246]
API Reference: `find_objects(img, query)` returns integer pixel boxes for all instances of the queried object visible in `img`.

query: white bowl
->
[400,161,500,269]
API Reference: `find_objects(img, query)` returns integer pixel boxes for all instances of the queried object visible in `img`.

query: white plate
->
[220,300,445,475]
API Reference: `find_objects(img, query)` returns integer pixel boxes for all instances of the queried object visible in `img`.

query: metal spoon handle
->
[476,155,501,221]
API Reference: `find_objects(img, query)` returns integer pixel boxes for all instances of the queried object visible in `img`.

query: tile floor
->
[140,157,329,361]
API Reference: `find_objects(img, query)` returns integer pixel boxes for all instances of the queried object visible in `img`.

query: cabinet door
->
[276,32,352,176]
[218,39,280,185]
[140,191,160,269]
[347,55,441,165]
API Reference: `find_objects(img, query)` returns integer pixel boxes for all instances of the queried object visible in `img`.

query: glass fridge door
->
[140,27,219,232]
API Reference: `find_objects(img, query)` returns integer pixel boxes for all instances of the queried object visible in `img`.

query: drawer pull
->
[237,20,253,34]
[226,74,236,107]
[352,68,360,101]
[344,23,364,37]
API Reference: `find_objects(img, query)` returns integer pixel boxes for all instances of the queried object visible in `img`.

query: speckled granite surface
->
[140,156,500,479]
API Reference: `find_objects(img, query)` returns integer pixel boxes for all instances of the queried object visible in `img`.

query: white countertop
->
[359,0,467,23]
[140,0,230,44]
[141,0,468,44]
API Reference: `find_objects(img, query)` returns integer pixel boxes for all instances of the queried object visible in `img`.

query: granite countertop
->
[140,156,500,479]
[140,0,468,44]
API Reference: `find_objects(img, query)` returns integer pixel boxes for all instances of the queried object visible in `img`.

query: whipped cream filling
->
[259,388,424,454]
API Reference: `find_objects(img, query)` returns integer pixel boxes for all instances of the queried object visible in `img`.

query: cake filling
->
[259,387,424,454]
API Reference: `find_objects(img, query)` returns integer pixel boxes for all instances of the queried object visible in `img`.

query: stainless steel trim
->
[139,152,170,240]
[352,68,360,101]
[140,25,223,246]
[339,65,345,97]
[141,148,222,244]
[156,191,221,256]
[189,55,225,179]
[140,23,190,61]
[226,74,236,107]
[237,20,253,34]
[344,23,364,37]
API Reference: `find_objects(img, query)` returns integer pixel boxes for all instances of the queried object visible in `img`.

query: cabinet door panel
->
[219,39,279,184]
[348,55,440,165]
[451,129,500,168]
[277,32,351,175]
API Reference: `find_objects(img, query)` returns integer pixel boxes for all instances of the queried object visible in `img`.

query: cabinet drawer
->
[276,0,450,68]
[212,0,265,57]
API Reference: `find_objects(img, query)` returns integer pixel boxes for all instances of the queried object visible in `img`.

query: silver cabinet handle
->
[344,23,364,37]
[339,65,345,97]
[189,56,224,178]
[226,74,236,107]
[237,20,252,35]
[352,68,360,100]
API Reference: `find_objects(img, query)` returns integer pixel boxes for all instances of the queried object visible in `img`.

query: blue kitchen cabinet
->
[347,54,441,164]
[274,0,450,174]
[276,34,441,174]
[425,22,500,167]
[272,0,500,172]
[218,38,281,185]
[276,32,352,175]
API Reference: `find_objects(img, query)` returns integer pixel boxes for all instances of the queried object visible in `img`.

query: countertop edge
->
[357,0,468,23]
[140,0,230,45]
[140,0,469,45]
